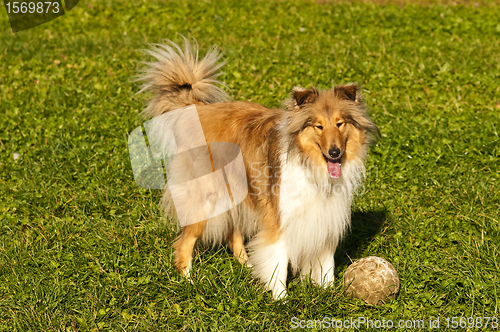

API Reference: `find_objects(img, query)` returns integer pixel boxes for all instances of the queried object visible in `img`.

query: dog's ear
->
[334,83,362,102]
[286,87,319,111]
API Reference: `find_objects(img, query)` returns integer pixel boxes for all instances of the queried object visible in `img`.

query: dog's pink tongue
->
[327,161,341,179]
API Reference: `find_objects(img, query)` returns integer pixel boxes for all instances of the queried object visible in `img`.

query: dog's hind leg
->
[227,228,252,267]
[174,220,207,279]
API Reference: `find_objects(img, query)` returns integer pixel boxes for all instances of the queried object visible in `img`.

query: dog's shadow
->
[335,210,388,269]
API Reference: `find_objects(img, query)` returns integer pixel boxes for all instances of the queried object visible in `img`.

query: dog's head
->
[284,84,379,179]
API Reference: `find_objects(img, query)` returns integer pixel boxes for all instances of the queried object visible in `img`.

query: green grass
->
[1,0,499,330]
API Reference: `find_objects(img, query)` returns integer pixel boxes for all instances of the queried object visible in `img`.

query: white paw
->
[272,287,288,301]
[182,260,193,283]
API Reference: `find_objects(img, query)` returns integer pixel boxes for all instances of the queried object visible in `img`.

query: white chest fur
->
[278,155,364,269]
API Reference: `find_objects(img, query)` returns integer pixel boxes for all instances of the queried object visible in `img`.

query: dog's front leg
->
[249,231,289,300]
[310,247,335,287]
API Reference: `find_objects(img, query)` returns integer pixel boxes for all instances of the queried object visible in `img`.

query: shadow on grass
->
[335,210,388,269]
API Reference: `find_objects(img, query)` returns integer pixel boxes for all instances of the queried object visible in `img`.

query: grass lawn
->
[1,0,499,330]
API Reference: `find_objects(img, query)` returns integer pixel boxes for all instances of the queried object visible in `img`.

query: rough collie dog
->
[137,39,379,299]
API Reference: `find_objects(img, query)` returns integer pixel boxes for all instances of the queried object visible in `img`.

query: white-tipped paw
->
[271,285,288,301]
[181,260,193,283]
[273,289,288,301]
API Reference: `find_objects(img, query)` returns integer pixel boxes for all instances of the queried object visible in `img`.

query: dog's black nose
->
[328,148,341,159]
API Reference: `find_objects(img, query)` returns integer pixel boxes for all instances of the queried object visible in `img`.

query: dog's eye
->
[316,125,323,130]
[336,122,343,128]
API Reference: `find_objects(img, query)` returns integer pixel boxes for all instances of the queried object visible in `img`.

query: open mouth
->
[323,155,342,179]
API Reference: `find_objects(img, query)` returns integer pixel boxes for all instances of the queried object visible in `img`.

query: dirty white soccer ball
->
[344,256,400,305]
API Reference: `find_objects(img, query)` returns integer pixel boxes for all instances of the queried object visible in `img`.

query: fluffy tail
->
[137,39,230,118]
